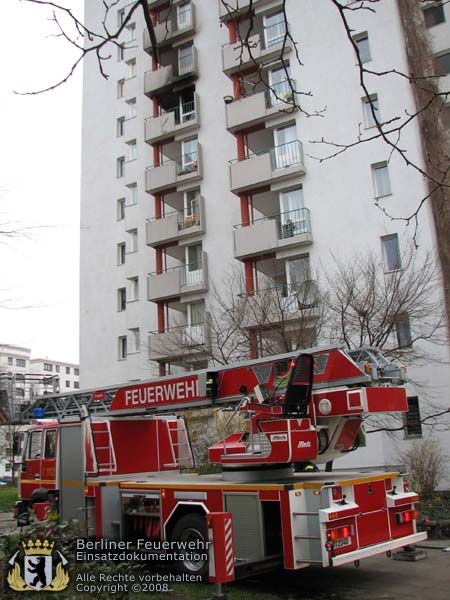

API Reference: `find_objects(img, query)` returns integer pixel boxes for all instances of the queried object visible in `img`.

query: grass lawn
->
[0,485,17,512]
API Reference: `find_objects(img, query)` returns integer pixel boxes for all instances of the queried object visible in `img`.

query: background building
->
[80,1,450,475]
[0,344,80,421]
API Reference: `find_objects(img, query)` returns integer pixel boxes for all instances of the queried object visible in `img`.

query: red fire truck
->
[16,346,425,579]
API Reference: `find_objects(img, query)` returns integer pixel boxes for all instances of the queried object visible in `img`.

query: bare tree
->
[150,263,324,370]
[323,245,444,366]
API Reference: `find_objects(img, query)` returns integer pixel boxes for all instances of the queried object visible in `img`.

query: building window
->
[117,79,125,98]
[127,98,137,118]
[118,288,127,311]
[396,314,412,348]
[353,32,371,63]
[117,198,126,221]
[127,58,136,79]
[434,50,450,76]
[128,328,140,354]
[381,234,401,271]
[404,396,422,437]
[55,365,60,373]
[118,242,126,265]
[423,3,445,27]
[16,358,26,367]
[362,94,380,128]
[263,12,286,48]
[7,357,13,365]
[66,367,71,375]
[117,156,125,178]
[74,381,79,389]
[118,336,127,360]
[44,363,53,372]
[117,116,125,137]
[65,380,70,388]
[118,44,125,61]
[127,229,138,253]
[372,162,391,197]
[178,44,194,75]
[127,23,136,41]
[128,277,139,302]
[127,140,137,161]
[118,8,126,26]
[74,368,79,376]
[129,183,138,205]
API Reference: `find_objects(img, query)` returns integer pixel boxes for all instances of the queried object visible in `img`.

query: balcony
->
[226,80,297,132]
[145,95,199,143]
[146,144,202,194]
[147,253,208,302]
[222,28,291,75]
[146,197,205,247]
[242,282,321,332]
[148,322,210,362]
[144,47,198,96]
[144,5,195,53]
[229,140,305,193]
[234,208,312,259]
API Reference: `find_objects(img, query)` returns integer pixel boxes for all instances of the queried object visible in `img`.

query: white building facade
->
[0,344,80,420]
[80,1,450,473]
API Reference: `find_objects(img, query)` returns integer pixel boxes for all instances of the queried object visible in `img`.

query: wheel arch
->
[165,501,208,542]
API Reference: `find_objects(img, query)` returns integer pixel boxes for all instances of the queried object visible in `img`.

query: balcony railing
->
[148,322,208,361]
[236,208,311,239]
[265,79,295,107]
[229,140,304,193]
[148,260,205,287]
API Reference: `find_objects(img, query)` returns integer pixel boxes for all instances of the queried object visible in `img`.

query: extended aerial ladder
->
[20,345,408,470]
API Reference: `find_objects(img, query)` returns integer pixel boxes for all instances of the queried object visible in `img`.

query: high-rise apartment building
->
[80,1,450,472]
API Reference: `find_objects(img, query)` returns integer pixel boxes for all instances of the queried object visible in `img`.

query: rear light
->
[327,524,354,546]
[396,509,418,524]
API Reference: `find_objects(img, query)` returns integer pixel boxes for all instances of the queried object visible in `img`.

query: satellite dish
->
[297,280,319,308]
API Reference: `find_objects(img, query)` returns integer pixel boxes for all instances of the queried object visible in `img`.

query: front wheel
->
[170,514,208,578]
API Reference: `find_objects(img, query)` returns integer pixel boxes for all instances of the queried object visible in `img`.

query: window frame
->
[372,162,392,198]
[404,396,422,438]
[353,32,371,64]
[381,233,401,272]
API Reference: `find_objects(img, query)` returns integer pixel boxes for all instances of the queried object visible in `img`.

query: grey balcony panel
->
[145,111,177,142]
[145,95,199,143]
[234,220,278,259]
[144,65,174,96]
[146,161,177,193]
[148,324,209,362]
[146,198,205,247]
[222,34,260,73]
[147,212,179,247]
[148,270,180,302]
[222,34,291,74]
[226,93,267,131]
[230,153,272,193]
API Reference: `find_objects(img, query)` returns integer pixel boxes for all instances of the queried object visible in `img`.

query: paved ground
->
[1,513,448,599]
[241,540,450,600]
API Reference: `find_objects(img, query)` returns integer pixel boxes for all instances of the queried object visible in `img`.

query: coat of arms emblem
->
[7,539,69,592]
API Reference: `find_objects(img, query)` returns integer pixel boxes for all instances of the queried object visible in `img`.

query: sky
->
[0,0,84,364]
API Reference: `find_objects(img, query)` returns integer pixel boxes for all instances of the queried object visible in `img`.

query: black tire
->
[170,513,208,578]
